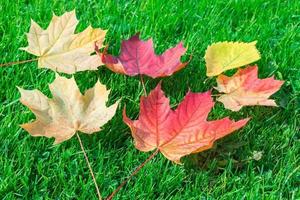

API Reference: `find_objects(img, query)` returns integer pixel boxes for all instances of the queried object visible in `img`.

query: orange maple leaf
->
[123,83,249,163]
[215,65,284,111]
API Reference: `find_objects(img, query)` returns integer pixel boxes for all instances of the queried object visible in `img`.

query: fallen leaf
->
[19,74,119,144]
[123,83,249,163]
[102,34,187,78]
[205,41,260,76]
[251,151,263,161]
[215,65,284,111]
[21,10,106,74]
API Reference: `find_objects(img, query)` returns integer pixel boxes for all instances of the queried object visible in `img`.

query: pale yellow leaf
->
[21,10,107,74]
[19,74,119,144]
[205,41,261,76]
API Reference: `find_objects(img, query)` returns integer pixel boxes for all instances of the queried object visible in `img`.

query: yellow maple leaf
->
[18,74,119,144]
[21,10,106,74]
[204,41,261,76]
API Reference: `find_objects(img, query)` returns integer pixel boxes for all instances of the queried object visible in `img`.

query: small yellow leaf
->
[251,151,263,161]
[204,41,261,76]
[19,74,119,144]
[21,10,107,74]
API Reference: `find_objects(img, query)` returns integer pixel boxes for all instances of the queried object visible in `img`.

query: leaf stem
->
[139,75,147,96]
[106,149,159,200]
[0,57,38,67]
[76,133,102,200]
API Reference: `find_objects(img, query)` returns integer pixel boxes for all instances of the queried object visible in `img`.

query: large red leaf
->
[123,83,249,163]
[102,34,187,78]
[215,65,284,111]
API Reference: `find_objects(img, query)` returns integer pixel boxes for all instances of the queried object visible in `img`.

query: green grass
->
[0,0,299,199]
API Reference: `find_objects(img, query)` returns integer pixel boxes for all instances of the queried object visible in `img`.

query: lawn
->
[0,0,299,199]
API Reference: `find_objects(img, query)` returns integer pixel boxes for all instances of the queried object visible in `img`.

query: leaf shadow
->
[182,139,249,174]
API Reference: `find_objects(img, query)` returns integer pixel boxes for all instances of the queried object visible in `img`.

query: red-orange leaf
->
[215,65,284,111]
[102,34,187,78]
[123,83,249,163]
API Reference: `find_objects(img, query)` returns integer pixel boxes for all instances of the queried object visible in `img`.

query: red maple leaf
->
[102,34,188,78]
[123,83,249,163]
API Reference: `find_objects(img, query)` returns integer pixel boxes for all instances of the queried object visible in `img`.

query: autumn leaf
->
[205,41,261,76]
[215,65,284,111]
[21,10,107,74]
[101,34,187,78]
[18,74,119,144]
[123,83,249,163]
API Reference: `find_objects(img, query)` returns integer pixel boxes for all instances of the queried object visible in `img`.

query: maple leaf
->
[123,83,249,163]
[21,10,107,74]
[205,41,261,76]
[215,65,284,111]
[18,74,119,144]
[101,34,188,78]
